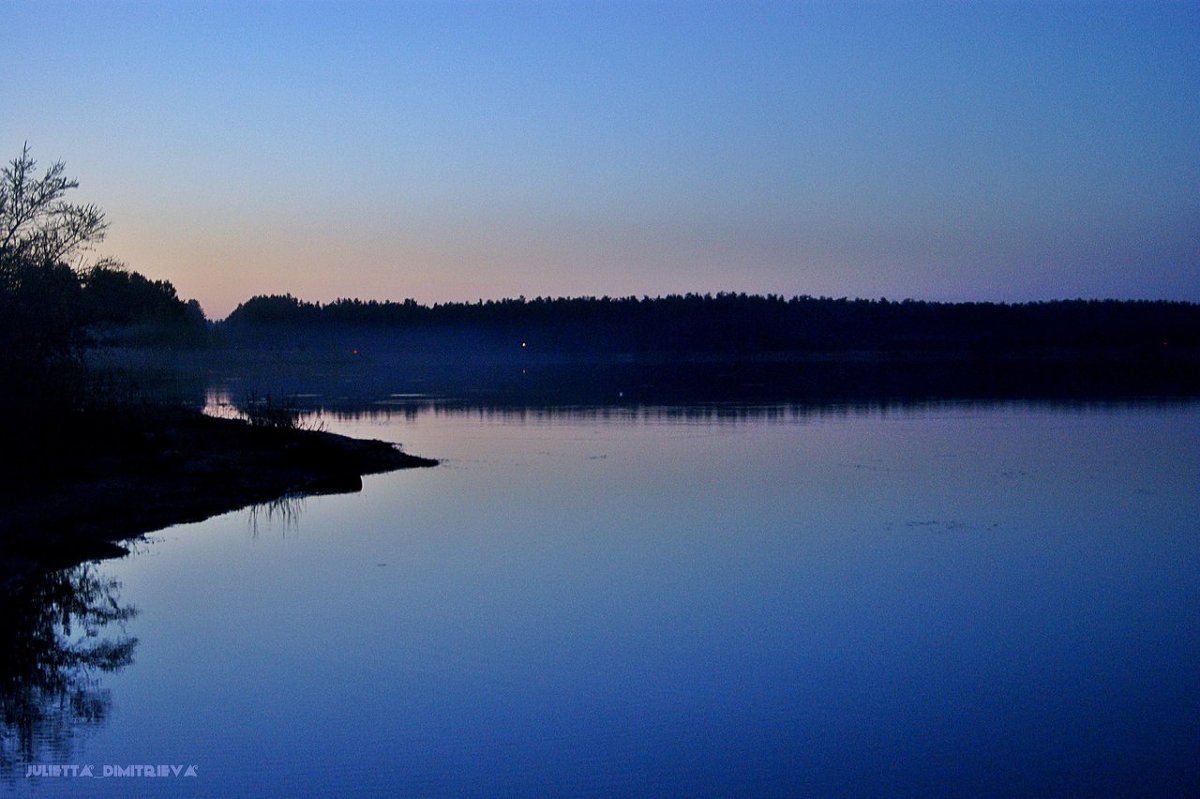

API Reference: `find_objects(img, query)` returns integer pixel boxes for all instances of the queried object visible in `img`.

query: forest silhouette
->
[3,143,1198,427]
[218,291,1198,361]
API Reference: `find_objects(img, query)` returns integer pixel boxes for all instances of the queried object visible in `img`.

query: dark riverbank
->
[0,408,436,585]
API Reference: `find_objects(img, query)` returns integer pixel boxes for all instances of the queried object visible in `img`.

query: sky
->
[3,1,1198,319]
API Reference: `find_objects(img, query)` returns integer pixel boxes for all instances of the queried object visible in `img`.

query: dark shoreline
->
[0,409,436,586]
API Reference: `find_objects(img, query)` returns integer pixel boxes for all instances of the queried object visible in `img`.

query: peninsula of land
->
[0,408,436,584]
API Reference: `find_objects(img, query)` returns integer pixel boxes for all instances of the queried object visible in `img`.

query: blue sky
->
[3,1,1197,317]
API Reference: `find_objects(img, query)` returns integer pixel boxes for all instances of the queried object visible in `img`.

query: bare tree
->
[0,143,107,268]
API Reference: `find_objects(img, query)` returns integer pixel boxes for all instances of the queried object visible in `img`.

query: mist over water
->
[5,396,1199,797]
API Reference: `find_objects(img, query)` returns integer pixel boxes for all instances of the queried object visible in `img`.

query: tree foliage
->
[1,145,110,386]
[1,145,206,436]
[220,291,1200,357]
[81,260,207,345]
[0,143,107,269]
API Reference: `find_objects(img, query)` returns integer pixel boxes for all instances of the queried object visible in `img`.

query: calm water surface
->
[5,401,1199,797]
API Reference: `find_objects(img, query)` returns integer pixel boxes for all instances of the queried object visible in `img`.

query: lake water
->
[5,400,1200,797]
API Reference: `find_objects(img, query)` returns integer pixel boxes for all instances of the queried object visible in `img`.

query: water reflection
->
[203,386,1198,426]
[0,565,137,776]
[3,397,1197,796]
[247,493,306,537]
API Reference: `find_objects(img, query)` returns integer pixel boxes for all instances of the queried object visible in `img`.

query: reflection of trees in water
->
[0,564,137,773]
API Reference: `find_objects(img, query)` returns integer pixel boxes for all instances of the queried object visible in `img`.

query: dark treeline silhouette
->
[218,292,1199,361]
[0,259,206,371]
[1,146,205,380]
[81,263,206,347]
[199,291,1200,405]
[1,145,206,479]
